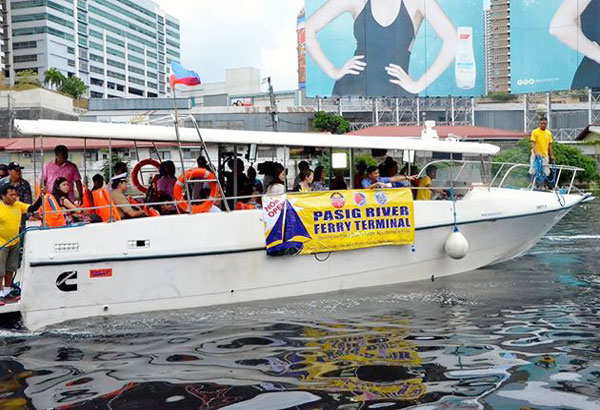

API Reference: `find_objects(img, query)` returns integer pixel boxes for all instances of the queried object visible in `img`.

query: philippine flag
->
[170,61,201,89]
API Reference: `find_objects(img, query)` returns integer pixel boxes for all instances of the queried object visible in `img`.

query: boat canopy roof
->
[15,119,500,155]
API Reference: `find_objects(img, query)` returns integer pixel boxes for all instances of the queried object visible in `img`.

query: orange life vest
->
[41,194,67,227]
[235,202,256,211]
[92,188,121,222]
[81,185,94,215]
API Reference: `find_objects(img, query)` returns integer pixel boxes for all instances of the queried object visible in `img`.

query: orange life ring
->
[173,168,219,214]
[132,158,160,194]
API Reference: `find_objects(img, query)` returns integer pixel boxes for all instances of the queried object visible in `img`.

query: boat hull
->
[17,188,580,330]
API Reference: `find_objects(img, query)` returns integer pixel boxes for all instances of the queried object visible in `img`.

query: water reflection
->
[0,201,598,409]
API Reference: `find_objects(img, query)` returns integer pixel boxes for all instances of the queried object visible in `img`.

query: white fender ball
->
[444,230,469,260]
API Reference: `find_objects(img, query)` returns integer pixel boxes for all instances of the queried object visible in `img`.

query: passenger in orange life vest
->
[235,185,257,210]
[51,177,89,224]
[91,174,104,192]
[111,174,145,219]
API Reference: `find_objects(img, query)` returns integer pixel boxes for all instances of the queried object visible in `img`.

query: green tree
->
[353,152,378,169]
[15,69,41,89]
[312,111,351,134]
[44,68,66,90]
[487,91,519,102]
[495,138,598,182]
[59,76,88,100]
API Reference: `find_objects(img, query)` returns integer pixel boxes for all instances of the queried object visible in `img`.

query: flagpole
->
[171,80,193,214]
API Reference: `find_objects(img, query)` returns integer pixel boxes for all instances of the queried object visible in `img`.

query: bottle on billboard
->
[455,26,476,90]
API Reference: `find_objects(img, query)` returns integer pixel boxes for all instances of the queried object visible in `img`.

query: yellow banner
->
[263,189,415,256]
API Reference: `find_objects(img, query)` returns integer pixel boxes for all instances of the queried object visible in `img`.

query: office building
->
[10,0,180,98]
[0,1,8,78]
[485,0,511,93]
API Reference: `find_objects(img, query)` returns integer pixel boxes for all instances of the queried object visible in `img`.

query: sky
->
[153,0,304,92]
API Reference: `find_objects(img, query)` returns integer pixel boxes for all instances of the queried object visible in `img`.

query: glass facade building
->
[9,0,180,98]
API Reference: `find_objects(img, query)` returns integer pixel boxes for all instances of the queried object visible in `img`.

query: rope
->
[532,156,564,207]
[449,187,459,233]
[0,224,84,251]
[555,189,566,207]
[532,155,558,187]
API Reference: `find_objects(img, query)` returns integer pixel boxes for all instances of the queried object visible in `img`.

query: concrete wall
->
[0,89,76,114]
[0,89,78,136]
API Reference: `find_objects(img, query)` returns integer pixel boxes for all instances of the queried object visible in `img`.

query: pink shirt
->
[156,176,176,198]
[42,160,82,202]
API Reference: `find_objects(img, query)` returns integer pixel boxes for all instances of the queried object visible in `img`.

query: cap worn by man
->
[7,162,24,171]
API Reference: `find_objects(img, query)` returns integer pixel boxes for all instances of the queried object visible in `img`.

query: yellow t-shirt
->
[416,176,432,201]
[530,128,553,157]
[0,201,29,247]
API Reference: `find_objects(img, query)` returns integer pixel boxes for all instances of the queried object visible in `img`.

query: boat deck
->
[0,297,21,314]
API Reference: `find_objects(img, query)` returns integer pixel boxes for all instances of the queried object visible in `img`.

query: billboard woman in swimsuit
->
[306,0,457,97]
[550,0,600,89]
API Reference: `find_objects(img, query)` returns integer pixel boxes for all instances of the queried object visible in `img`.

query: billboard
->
[510,0,600,94]
[305,0,484,98]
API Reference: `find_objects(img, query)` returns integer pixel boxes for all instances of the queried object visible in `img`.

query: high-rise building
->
[485,0,511,93]
[483,8,490,94]
[9,0,180,98]
[0,1,8,79]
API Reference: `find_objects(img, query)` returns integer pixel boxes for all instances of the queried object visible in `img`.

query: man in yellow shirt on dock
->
[529,118,554,184]
[0,184,42,298]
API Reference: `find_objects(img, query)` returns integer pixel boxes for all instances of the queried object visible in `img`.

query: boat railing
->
[37,184,485,221]
[420,159,583,194]
[31,160,586,225]
[493,162,582,194]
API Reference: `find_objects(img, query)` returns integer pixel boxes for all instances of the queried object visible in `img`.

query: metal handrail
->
[419,159,583,192]
[38,194,265,216]
[39,184,483,217]
[496,162,580,190]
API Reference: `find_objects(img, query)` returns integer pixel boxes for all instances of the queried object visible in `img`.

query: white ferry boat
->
[0,119,588,331]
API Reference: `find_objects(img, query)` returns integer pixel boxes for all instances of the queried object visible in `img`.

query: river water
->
[1,201,599,410]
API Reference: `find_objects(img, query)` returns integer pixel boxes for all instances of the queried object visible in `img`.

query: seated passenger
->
[330,170,348,190]
[265,164,286,196]
[293,160,310,191]
[91,174,104,191]
[416,166,444,200]
[353,161,367,189]
[385,159,410,188]
[311,165,327,191]
[191,156,210,201]
[236,186,257,210]
[297,169,314,192]
[111,174,145,219]
[150,193,178,216]
[361,166,415,189]
[247,166,264,194]
[51,177,87,223]
[199,187,222,213]
[156,160,177,198]
[224,158,248,197]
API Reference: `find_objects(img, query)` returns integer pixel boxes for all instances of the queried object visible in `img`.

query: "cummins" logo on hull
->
[56,271,78,292]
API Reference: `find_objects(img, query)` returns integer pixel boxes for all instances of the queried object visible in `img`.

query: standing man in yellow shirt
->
[529,118,555,184]
[0,184,42,298]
